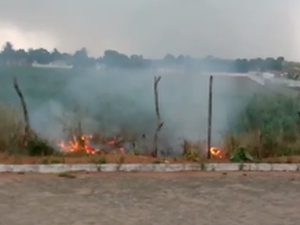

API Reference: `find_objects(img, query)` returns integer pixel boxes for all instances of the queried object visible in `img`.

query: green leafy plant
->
[132,149,141,155]
[230,146,254,162]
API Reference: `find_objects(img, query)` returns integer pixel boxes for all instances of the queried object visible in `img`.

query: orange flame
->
[57,134,124,154]
[210,147,223,158]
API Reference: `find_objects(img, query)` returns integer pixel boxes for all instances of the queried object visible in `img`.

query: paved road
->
[0,172,299,225]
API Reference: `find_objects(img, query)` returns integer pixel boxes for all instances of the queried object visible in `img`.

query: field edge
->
[0,163,299,173]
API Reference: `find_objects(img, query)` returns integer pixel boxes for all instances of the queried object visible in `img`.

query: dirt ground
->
[0,153,230,164]
[0,153,191,164]
[1,153,300,164]
[0,172,300,225]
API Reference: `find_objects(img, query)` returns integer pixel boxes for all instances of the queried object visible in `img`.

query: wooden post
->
[153,76,163,157]
[207,75,213,159]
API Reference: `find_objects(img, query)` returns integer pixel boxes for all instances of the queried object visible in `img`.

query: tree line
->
[0,41,285,73]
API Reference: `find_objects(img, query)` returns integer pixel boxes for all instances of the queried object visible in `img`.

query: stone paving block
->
[152,164,167,172]
[139,164,156,172]
[184,164,200,171]
[247,163,258,171]
[0,163,300,173]
[12,165,40,173]
[254,163,272,171]
[212,163,240,171]
[165,164,185,172]
[240,163,251,171]
[100,164,118,172]
[38,164,67,173]
[272,164,298,171]
[70,164,97,172]
[119,164,141,172]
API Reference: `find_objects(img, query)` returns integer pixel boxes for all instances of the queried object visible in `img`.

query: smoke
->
[12,68,263,155]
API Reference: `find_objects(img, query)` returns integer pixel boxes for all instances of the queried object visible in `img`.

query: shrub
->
[227,93,300,158]
[25,136,56,156]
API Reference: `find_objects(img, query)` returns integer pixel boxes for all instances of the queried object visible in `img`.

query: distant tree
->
[2,41,15,64]
[248,58,264,71]
[274,56,285,71]
[103,50,131,68]
[2,41,14,54]
[28,48,51,64]
[72,47,92,68]
[51,48,62,62]
[0,40,289,71]
[60,53,72,65]
[234,59,249,73]
[14,49,29,65]
[163,54,176,65]
[130,54,144,67]
[177,55,186,64]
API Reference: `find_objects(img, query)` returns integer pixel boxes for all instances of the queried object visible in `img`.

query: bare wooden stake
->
[13,77,31,137]
[207,75,213,159]
[153,76,163,157]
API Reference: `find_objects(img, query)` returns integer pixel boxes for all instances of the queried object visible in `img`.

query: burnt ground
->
[0,172,300,225]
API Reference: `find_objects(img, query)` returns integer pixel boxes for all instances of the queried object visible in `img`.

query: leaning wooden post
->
[13,77,33,146]
[207,75,213,159]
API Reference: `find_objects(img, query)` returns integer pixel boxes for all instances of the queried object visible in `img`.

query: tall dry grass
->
[0,104,24,154]
[0,104,56,156]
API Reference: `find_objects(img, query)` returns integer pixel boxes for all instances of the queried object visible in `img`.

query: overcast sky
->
[0,0,299,60]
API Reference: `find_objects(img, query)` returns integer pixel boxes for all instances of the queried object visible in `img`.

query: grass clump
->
[182,140,205,162]
[91,156,107,164]
[58,172,76,179]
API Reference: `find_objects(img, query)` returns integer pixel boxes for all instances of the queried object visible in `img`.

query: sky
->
[0,0,299,60]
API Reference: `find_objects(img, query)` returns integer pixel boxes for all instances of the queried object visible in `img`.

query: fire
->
[210,147,223,158]
[57,134,125,154]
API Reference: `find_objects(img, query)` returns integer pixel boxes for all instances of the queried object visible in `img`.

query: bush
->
[227,93,300,158]
[26,137,56,156]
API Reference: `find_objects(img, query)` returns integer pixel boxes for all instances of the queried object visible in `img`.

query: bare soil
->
[0,153,300,164]
[0,153,192,164]
[0,172,299,225]
[0,153,299,165]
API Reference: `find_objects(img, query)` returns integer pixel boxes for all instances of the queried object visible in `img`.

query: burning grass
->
[0,83,299,164]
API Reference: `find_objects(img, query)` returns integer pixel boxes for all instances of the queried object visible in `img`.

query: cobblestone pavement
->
[0,172,299,225]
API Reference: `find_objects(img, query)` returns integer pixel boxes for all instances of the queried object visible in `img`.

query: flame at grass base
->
[210,147,223,158]
[57,134,124,154]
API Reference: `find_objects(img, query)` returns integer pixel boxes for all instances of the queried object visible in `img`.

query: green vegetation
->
[226,93,300,160]
[0,41,285,72]
[229,147,254,163]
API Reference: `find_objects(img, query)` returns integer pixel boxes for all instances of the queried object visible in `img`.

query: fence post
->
[207,75,213,159]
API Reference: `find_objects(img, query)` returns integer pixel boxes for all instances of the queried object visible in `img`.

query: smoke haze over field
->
[0,0,299,60]
[0,69,265,155]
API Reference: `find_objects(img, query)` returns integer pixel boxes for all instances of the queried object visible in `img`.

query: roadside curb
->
[0,163,299,173]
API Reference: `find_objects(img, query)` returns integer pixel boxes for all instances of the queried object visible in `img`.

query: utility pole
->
[207,75,213,159]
